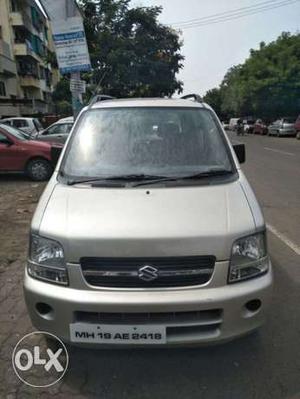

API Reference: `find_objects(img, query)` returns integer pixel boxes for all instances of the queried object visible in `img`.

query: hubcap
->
[31,162,47,180]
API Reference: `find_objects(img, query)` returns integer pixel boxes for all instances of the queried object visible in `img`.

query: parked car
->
[24,94,272,347]
[243,119,255,134]
[253,119,268,135]
[37,117,74,144]
[1,117,43,137]
[294,115,300,140]
[0,124,63,181]
[221,121,230,130]
[229,118,240,131]
[268,118,296,137]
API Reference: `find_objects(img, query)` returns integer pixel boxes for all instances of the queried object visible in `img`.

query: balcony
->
[19,76,40,89]
[13,42,40,62]
[0,40,17,76]
[10,11,32,31]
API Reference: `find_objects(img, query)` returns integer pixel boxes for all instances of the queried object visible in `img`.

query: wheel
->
[297,131,300,140]
[26,158,53,181]
[276,131,280,137]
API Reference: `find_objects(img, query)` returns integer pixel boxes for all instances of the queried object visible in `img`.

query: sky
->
[133,0,300,96]
[37,0,300,97]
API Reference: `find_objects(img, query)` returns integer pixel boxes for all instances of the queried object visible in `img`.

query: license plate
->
[70,323,167,344]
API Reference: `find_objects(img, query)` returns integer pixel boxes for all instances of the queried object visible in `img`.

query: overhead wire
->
[169,0,299,29]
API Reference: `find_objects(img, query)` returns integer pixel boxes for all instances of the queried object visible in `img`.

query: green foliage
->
[54,100,73,116]
[51,78,72,115]
[52,78,71,104]
[204,32,300,120]
[203,88,224,119]
[78,0,184,98]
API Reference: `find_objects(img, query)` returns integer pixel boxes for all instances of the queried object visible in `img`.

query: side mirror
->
[233,143,246,164]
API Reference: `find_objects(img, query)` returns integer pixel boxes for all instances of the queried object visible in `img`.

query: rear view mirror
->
[233,143,246,164]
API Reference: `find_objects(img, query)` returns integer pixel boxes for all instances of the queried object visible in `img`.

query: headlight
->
[228,232,269,283]
[28,234,68,285]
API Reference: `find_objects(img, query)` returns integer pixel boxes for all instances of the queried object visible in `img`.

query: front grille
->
[75,309,222,326]
[80,256,215,288]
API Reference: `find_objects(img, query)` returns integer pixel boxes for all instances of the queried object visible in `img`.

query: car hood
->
[23,139,51,149]
[37,178,259,262]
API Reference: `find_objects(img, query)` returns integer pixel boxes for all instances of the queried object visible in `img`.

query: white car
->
[1,117,43,137]
[24,95,272,347]
[37,117,74,144]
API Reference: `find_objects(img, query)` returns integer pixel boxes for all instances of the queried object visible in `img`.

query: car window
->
[0,132,9,143]
[62,107,233,179]
[0,124,29,140]
[13,119,29,128]
[2,120,12,126]
[47,124,66,135]
[65,123,73,133]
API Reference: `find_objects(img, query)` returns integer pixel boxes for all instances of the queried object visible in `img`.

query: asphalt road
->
[1,133,300,399]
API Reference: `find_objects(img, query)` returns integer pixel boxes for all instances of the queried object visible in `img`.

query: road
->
[0,133,300,399]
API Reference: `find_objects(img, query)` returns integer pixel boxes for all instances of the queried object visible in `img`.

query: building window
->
[39,66,45,79]
[11,0,19,12]
[0,82,6,97]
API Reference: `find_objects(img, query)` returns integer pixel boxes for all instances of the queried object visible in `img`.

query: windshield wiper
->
[66,174,168,186]
[133,170,233,187]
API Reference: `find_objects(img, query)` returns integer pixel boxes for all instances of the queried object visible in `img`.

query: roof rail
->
[181,94,203,103]
[88,94,115,108]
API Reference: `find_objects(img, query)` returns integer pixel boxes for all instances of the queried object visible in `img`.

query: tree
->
[203,88,224,119]
[51,77,72,116]
[78,0,184,98]
[205,32,300,120]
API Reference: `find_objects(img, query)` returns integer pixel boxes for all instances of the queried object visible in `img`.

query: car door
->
[269,120,279,134]
[0,131,22,171]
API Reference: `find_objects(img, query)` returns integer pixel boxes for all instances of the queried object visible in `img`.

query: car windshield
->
[62,107,233,179]
[0,124,30,140]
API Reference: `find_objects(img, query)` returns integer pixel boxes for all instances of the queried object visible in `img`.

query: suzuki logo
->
[138,265,159,282]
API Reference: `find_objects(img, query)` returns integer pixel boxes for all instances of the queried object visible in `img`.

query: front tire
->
[296,131,300,140]
[26,158,53,181]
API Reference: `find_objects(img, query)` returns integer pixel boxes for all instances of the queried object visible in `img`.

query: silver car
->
[268,118,296,137]
[1,117,43,137]
[24,96,273,347]
[37,117,74,144]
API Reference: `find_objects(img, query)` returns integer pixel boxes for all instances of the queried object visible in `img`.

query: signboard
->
[51,17,91,74]
[70,78,86,94]
[40,1,91,74]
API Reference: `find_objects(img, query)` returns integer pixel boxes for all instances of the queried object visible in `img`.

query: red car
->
[295,115,300,140]
[0,124,63,180]
[253,119,268,135]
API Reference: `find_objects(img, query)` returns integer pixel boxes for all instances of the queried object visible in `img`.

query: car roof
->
[57,116,74,123]
[1,117,35,121]
[90,98,209,110]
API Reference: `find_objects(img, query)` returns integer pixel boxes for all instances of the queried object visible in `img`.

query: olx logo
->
[12,332,68,388]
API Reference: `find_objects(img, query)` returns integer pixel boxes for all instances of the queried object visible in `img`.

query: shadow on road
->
[62,332,266,398]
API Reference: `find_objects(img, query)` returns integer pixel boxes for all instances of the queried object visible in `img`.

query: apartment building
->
[0,0,60,118]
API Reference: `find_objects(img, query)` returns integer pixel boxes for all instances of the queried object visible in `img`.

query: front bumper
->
[24,261,273,346]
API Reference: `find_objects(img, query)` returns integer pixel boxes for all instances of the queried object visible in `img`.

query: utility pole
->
[65,0,83,118]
